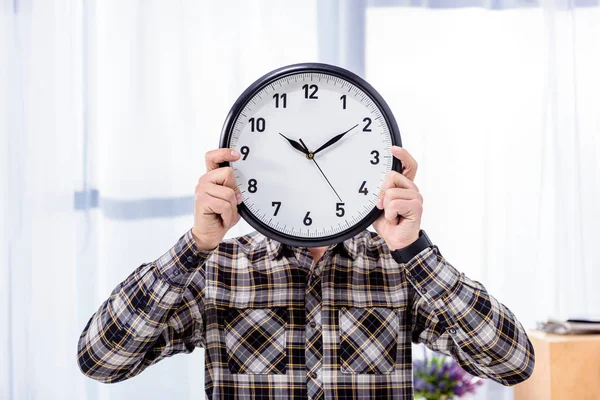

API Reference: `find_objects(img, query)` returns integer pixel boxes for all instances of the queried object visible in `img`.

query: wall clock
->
[220,63,402,247]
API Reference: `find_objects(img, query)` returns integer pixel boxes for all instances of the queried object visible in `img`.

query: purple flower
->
[453,384,468,396]
[440,362,451,375]
[464,378,484,394]
[413,360,425,371]
[428,363,437,375]
[413,346,483,399]
[436,368,447,380]
[448,367,460,381]
[414,378,426,391]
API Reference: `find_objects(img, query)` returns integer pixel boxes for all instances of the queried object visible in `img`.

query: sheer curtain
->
[367,1,600,399]
[1,1,318,399]
[1,1,85,399]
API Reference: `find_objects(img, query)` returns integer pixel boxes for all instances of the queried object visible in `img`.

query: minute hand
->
[298,138,343,202]
[312,124,359,156]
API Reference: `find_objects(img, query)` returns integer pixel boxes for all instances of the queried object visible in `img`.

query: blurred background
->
[1,0,599,399]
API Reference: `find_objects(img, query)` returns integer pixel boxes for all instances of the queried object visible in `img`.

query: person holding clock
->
[77,64,534,399]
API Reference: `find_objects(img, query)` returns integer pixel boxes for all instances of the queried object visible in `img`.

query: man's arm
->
[374,146,534,385]
[77,230,212,383]
[77,148,243,383]
[402,245,534,386]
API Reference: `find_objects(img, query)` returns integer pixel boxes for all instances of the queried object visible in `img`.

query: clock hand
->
[279,133,309,155]
[299,138,343,203]
[312,123,359,156]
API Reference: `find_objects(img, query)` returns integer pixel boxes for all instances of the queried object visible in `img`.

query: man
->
[78,146,534,399]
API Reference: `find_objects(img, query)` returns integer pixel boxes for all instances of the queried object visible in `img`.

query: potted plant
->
[413,348,484,400]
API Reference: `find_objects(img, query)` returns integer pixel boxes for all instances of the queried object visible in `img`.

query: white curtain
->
[367,2,600,399]
[1,1,85,399]
[1,1,318,399]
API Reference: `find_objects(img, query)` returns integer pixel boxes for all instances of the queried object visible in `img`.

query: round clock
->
[219,63,402,247]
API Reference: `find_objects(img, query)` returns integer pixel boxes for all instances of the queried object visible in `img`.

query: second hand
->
[299,138,343,203]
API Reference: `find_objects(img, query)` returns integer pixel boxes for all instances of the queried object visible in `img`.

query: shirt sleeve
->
[77,230,213,383]
[404,246,535,386]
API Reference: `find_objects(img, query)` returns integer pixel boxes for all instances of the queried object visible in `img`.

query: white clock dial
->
[228,71,394,241]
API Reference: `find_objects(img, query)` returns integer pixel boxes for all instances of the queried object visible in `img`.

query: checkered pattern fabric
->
[225,308,288,374]
[78,229,535,399]
[339,307,399,374]
[305,271,323,400]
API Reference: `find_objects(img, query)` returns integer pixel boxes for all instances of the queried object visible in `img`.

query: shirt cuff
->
[403,246,460,302]
[155,229,214,288]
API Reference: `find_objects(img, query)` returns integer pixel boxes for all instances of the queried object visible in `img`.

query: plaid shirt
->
[78,229,534,399]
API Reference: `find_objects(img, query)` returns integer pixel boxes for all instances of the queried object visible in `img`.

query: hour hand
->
[279,133,309,155]
[313,123,359,155]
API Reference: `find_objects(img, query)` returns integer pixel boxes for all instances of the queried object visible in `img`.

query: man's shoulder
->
[218,230,270,253]
[353,229,390,257]
[362,229,384,243]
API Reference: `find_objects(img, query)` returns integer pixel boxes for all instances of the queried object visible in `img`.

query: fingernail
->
[376,198,383,209]
[236,193,243,204]
[231,150,240,157]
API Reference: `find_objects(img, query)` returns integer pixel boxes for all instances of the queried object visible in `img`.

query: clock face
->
[221,64,401,246]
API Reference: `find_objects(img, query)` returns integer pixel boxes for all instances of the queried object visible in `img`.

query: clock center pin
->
[306,153,314,160]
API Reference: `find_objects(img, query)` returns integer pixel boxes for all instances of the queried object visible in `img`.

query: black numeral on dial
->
[363,117,372,132]
[358,181,368,195]
[370,150,379,165]
[303,211,313,226]
[249,117,266,132]
[302,84,318,99]
[272,201,281,216]
[340,95,347,109]
[248,179,257,193]
[240,146,250,160]
[273,93,287,108]
[336,203,345,217]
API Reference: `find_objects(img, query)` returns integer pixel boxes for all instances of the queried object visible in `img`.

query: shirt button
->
[186,256,194,264]
[173,269,180,276]
[419,287,427,294]
[144,305,152,313]
[310,321,317,328]
[448,328,457,334]
[309,371,317,380]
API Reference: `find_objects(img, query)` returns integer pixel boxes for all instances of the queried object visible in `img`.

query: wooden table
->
[514,330,600,400]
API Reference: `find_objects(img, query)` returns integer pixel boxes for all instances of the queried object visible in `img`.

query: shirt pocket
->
[224,307,288,374]
[339,306,399,375]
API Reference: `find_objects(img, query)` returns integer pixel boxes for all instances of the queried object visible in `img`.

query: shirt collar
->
[267,236,358,261]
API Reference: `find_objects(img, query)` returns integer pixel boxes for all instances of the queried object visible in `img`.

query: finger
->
[203,196,235,227]
[391,146,418,181]
[379,171,419,204]
[202,167,240,194]
[384,199,423,221]
[205,148,241,172]
[380,188,422,210]
[204,183,241,220]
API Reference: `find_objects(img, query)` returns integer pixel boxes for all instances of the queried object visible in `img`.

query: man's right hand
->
[191,148,242,251]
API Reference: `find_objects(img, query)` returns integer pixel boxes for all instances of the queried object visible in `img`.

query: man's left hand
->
[373,146,423,251]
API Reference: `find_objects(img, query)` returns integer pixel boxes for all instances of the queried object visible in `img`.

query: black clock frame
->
[219,62,402,247]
